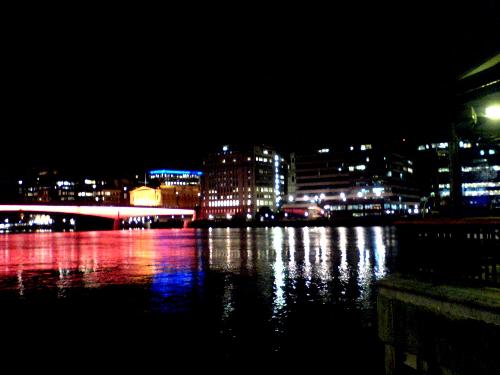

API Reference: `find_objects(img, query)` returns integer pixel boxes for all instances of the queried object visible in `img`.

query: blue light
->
[149,169,203,176]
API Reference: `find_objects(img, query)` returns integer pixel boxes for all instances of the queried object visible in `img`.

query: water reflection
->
[0,226,397,372]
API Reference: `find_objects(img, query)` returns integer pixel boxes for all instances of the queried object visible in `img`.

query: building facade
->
[200,145,287,219]
[286,143,420,217]
[415,139,499,212]
[18,169,130,205]
[130,169,202,209]
[129,185,200,209]
[148,169,202,187]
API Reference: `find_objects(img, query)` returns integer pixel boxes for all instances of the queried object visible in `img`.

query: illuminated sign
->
[149,169,203,176]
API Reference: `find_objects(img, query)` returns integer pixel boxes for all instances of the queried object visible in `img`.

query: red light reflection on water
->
[0,230,199,290]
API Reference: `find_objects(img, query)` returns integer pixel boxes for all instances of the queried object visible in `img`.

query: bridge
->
[0,205,196,229]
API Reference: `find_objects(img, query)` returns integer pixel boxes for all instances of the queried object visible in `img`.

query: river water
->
[0,227,397,372]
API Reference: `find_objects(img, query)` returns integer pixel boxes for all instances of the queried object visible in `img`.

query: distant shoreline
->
[189,216,398,228]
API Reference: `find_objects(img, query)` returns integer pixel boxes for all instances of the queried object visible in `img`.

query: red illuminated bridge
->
[0,205,196,228]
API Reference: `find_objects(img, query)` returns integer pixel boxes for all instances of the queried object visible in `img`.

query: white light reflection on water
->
[356,227,372,309]
[17,269,24,296]
[286,227,297,296]
[318,227,329,274]
[271,227,286,317]
[302,227,312,289]
[317,227,330,301]
[246,229,254,271]
[338,227,349,284]
[373,227,387,279]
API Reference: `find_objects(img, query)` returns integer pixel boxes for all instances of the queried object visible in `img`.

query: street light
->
[484,104,500,120]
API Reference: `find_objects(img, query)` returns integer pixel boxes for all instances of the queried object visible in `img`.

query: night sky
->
[3,2,499,177]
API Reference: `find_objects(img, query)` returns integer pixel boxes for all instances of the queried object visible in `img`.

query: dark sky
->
[3,2,499,177]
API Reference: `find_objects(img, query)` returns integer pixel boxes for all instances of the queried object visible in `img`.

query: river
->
[0,226,397,372]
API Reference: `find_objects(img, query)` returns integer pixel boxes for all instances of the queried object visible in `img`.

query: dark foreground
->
[0,227,395,372]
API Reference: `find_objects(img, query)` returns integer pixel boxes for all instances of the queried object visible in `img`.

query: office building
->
[18,169,130,205]
[415,139,499,212]
[286,143,420,217]
[200,145,287,219]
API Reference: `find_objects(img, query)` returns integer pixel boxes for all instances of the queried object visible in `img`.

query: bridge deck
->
[0,205,195,219]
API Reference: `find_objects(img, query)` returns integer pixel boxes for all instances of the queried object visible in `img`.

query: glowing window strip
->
[149,169,202,176]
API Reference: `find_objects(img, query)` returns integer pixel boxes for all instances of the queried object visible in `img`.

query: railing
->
[395,218,500,286]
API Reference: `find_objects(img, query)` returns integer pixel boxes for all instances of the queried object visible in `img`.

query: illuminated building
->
[133,169,202,209]
[130,185,200,209]
[415,139,499,212]
[200,145,287,219]
[18,169,130,205]
[148,169,202,186]
[130,186,162,207]
[286,144,420,217]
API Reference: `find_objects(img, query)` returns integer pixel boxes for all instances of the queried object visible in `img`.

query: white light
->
[208,215,214,220]
[226,214,232,219]
[70,218,75,225]
[304,212,309,217]
[246,213,252,219]
[18,180,23,185]
[263,150,269,155]
[288,195,294,202]
[357,192,363,198]
[318,148,330,153]
[223,145,228,151]
[320,193,325,199]
[372,187,384,197]
[485,104,500,120]
[304,195,310,201]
